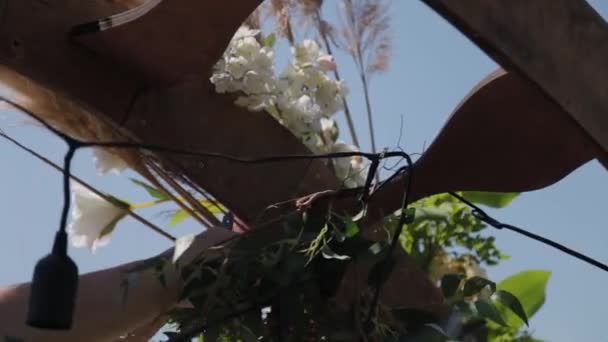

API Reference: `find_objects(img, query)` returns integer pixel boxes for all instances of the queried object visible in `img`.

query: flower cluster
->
[428,250,488,284]
[67,26,369,253]
[211,26,367,187]
[428,251,492,300]
[67,182,129,253]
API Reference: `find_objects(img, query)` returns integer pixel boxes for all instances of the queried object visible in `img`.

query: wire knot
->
[471,209,503,229]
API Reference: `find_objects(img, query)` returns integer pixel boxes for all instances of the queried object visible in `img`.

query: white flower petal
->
[172,233,197,263]
[67,182,128,252]
[93,148,129,175]
[317,55,336,71]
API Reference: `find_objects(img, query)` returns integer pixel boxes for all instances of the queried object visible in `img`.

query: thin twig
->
[146,160,219,227]
[0,130,176,242]
[314,9,361,148]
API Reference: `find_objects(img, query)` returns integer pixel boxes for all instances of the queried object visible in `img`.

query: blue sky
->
[0,1,607,341]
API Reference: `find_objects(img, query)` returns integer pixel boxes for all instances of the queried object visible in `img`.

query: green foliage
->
[496,270,550,328]
[262,33,277,48]
[167,210,445,341]
[493,290,529,326]
[164,190,542,341]
[399,192,547,342]
[439,274,528,330]
[169,209,190,226]
[475,298,507,326]
[461,191,520,209]
[463,276,496,297]
[485,270,550,341]
[169,200,226,226]
[440,273,464,299]
[97,195,130,240]
[395,193,506,273]
[130,178,169,200]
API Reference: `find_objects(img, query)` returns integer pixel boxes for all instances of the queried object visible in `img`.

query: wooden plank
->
[343,70,601,226]
[0,0,139,123]
[74,0,263,84]
[422,0,608,157]
[0,0,338,222]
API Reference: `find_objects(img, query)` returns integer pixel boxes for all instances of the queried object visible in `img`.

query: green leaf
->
[440,273,464,298]
[344,216,360,238]
[97,212,128,240]
[130,178,168,200]
[169,210,190,226]
[463,276,496,297]
[414,207,450,221]
[461,191,519,208]
[403,207,416,224]
[475,299,507,326]
[169,200,225,226]
[262,33,276,47]
[496,270,551,329]
[200,199,225,214]
[493,290,529,326]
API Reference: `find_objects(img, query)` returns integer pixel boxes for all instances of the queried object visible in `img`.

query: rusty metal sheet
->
[422,0,608,158]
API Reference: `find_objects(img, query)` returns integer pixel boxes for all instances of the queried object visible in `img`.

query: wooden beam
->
[422,0,608,158]
[345,70,601,226]
[0,0,339,222]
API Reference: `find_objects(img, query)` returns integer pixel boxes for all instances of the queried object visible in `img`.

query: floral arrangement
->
[211,26,366,188]
[12,1,549,341]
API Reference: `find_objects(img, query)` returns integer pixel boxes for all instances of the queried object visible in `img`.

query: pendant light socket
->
[26,231,78,330]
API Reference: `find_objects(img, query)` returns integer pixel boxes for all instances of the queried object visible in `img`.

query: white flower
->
[210,25,366,186]
[292,39,321,65]
[464,259,487,279]
[93,148,129,175]
[317,55,336,71]
[316,77,347,114]
[67,182,129,253]
[232,26,260,41]
[225,56,249,79]
[331,142,367,188]
[318,117,338,142]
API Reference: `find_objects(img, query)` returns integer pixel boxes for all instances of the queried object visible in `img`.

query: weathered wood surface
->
[0,0,443,325]
[0,0,339,222]
[351,70,602,226]
[2,0,608,332]
[422,0,608,159]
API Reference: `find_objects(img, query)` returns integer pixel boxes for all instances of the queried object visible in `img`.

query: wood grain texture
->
[348,70,600,226]
[75,0,264,84]
[422,0,608,158]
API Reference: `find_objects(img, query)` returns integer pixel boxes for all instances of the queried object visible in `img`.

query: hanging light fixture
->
[26,230,78,329]
[27,145,79,329]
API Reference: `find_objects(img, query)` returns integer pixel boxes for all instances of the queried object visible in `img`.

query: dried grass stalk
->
[0,65,222,229]
[338,0,392,78]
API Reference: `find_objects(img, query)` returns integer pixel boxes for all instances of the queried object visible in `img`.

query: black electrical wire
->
[4,97,608,335]
[449,192,608,273]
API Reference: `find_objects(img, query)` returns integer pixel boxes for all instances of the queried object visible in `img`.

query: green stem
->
[315,10,361,148]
